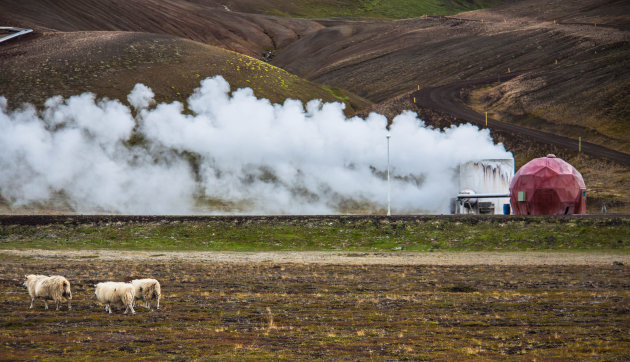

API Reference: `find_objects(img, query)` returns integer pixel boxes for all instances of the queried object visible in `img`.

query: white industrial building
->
[453,158,514,215]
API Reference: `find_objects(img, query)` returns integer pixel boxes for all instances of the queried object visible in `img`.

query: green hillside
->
[262,0,505,18]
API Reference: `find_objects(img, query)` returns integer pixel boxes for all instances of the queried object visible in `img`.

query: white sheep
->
[131,278,161,310]
[23,274,72,310]
[94,281,136,315]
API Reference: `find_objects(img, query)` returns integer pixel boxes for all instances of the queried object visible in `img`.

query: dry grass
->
[1,255,628,359]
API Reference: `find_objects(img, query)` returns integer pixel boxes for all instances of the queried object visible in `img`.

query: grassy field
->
[1,215,629,252]
[1,215,629,359]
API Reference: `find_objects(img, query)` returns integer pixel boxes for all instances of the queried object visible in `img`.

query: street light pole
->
[386,134,391,216]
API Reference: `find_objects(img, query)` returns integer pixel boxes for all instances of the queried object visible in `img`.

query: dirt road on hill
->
[3,249,628,266]
[410,75,630,166]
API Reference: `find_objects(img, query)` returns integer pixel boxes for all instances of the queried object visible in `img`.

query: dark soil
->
[272,0,630,153]
[0,0,324,58]
[1,255,629,359]
[1,213,629,226]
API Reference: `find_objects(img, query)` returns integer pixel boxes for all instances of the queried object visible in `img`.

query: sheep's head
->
[23,275,33,287]
[63,281,72,299]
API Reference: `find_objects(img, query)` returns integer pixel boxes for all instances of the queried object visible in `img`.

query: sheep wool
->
[131,278,161,310]
[94,281,136,315]
[23,274,72,311]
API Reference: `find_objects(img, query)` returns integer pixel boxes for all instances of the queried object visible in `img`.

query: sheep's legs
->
[29,298,34,309]
[124,304,136,315]
[44,300,49,310]
[156,296,160,310]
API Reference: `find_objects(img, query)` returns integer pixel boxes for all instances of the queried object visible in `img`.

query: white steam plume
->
[0,76,511,214]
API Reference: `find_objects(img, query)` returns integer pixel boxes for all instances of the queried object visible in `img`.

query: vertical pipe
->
[579,136,581,152]
[485,112,488,127]
[387,134,391,216]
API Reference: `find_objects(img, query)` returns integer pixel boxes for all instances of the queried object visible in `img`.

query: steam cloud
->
[0,76,511,214]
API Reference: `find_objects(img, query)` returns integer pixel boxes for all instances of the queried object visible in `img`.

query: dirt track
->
[411,74,630,166]
[3,249,629,266]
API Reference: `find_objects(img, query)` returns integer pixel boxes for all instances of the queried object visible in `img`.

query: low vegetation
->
[0,256,628,359]
[1,216,628,252]
[262,0,504,19]
[1,217,628,359]
[0,32,370,114]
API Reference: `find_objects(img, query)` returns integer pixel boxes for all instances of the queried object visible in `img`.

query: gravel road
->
[411,74,630,166]
[2,249,628,266]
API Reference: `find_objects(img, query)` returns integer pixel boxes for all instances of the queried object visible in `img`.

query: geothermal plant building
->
[453,155,586,215]
[454,158,514,215]
[509,154,587,215]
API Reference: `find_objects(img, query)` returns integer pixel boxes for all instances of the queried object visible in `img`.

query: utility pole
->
[387,134,391,216]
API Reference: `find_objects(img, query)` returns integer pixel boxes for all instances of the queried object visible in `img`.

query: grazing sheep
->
[94,282,135,315]
[131,278,161,310]
[23,274,72,311]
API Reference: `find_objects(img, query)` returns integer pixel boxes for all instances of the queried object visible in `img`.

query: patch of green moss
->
[263,0,505,19]
[1,216,629,252]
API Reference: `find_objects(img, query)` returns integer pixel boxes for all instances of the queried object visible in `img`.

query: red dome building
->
[509,154,586,215]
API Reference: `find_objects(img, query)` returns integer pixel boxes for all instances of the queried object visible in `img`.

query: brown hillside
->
[0,31,370,112]
[272,0,630,154]
[0,0,323,58]
[1,0,629,210]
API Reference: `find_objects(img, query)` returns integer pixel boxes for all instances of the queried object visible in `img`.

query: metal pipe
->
[0,27,33,44]
[457,193,510,199]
